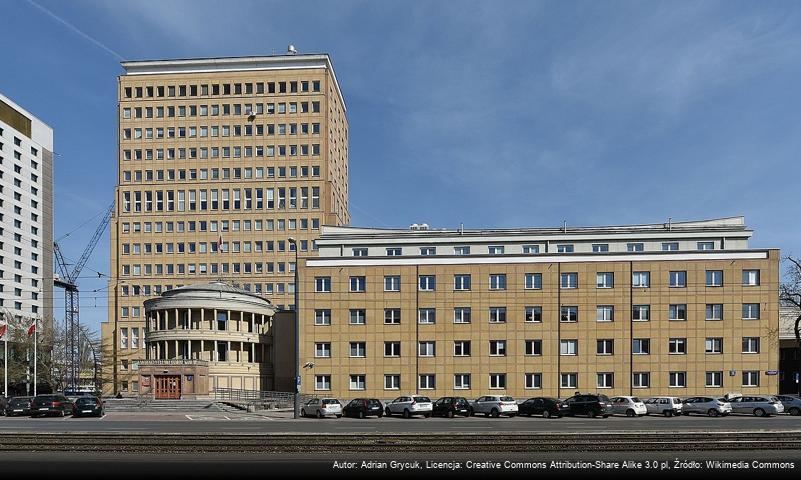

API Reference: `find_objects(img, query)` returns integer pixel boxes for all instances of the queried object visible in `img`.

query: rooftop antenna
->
[563,220,567,233]
[667,217,672,231]
[459,222,464,235]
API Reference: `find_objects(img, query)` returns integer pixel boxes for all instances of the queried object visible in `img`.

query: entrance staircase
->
[102,398,225,413]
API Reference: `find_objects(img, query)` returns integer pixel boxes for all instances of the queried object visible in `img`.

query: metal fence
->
[214,387,312,408]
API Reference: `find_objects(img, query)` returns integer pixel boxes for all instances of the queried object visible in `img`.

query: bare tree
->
[781,256,801,368]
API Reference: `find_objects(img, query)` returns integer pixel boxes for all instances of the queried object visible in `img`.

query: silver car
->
[609,396,647,417]
[776,395,801,416]
[471,395,518,418]
[643,397,683,417]
[728,395,784,417]
[385,395,433,418]
[681,396,732,417]
[301,398,342,418]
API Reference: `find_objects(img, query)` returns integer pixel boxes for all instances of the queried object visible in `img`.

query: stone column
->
[214,340,218,362]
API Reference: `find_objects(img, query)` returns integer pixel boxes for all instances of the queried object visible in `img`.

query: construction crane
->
[53,202,114,391]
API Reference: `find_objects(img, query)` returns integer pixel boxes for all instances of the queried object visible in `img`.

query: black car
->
[518,397,570,418]
[4,397,33,417]
[432,397,471,418]
[342,398,383,418]
[563,393,611,418]
[30,394,73,417]
[72,396,104,418]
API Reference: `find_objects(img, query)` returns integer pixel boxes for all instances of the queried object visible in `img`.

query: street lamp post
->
[288,237,300,419]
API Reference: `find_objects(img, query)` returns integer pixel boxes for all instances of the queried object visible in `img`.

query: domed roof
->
[145,281,276,315]
[165,281,270,301]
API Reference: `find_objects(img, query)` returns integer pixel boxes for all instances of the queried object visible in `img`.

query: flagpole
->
[33,318,37,397]
[3,333,7,398]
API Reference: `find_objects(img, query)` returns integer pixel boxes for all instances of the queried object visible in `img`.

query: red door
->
[154,375,181,399]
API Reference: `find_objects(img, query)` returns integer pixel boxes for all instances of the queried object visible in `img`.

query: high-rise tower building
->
[101,51,349,394]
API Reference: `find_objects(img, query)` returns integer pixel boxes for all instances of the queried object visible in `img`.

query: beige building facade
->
[299,218,780,400]
[101,51,349,395]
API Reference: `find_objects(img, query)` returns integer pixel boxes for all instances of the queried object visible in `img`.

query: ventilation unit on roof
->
[409,224,419,231]
[287,44,297,55]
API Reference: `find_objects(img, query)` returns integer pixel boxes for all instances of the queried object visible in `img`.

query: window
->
[632,339,650,355]
[418,275,436,291]
[454,307,471,324]
[522,245,540,254]
[632,271,650,288]
[418,341,435,357]
[742,337,760,354]
[592,244,609,253]
[454,246,470,255]
[349,374,366,390]
[349,309,366,325]
[560,340,578,356]
[596,306,614,322]
[419,374,436,390]
[488,245,505,255]
[418,308,436,324]
[489,307,507,323]
[597,339,614,355]
[525,373,542,389]
[627,243,644,252]
[661,242,679,251]
[742,371,760,387]
[669,372,686,388]
[314,309,331,325]
[742,303,760,320]
[420,247,436,256]
[386,247,402,256]
[315,343,331,358]
[489,374,506,389]
[632,372,650,388]
[597,373,614,389]
[384,342,401,357]
[705,338,723,354]
[669,304,687,321]
[556,244,574,253]
[525,306,542,323]
[384,308,401,324]
[669,271,686,287]
[454,341,471,356]
[632,305,650,321]
[489,274,506,290]
[454,374,471,390]
[525,340,542,356]
[560,373,577,389]
[349,342,366,358]
[120,328,128,348]
[489,340,507,356]
[743,269,760,286]
[596,272,614,288]
[706,304,723,321]
[315,277,331,292]
[560,272,577,289]
[384,275,401,291]
[668,338,687,355]
[315,375,331,391]
[454,274,471,291]
[560,306,578,323]
[697,241,715,250]
[352,248,368,257]
[706,270,723,287]
[349,276,366,292]
[706,371,723,387]
[524,273,542,289]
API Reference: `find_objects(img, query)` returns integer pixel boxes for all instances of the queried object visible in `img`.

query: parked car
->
[432,397,472,418]
[563,393,612,418]
[471,395,518,418]
[72,396,104,418]
[681,397,732,417]
[4,397,33,417]
[301,398,342,418]
[518,397,570,418]
[342,398,383,418]
[30,394,73,417]
[385,395,433,418]
[643,397,683,417]
[609,396,647,417]
[776,395,801,416]
[728,395,784,417]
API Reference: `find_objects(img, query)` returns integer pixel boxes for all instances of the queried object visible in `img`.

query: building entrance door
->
[154,375,181,399]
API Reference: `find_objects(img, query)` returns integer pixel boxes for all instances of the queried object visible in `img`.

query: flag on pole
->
[0,323,7,339]
[27,320,36,336]
[217,234,223,252]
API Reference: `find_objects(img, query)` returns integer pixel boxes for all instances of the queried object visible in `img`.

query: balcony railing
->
[137,359,209,367]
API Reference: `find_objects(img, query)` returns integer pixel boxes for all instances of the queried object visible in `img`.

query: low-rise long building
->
[298,217,779,400]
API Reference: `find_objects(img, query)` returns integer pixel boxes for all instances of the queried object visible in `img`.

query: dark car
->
[342,398,383,418]
[4,397,33,417]
[518,397,570,418]
[72,396,104,418]
[30,394,73,417]
[432,397,472,418]
[563,393,611,418]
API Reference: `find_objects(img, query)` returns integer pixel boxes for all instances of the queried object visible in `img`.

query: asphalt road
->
[2,411,801,433]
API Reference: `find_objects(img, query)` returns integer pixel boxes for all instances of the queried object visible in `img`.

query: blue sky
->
[1,0,799,333]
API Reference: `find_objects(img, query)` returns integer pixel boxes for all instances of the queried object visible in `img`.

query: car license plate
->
[40,407,49,410]
[13,409,22,412]
[82,410,93,413]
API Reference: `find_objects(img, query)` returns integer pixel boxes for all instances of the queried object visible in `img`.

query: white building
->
[0,93,53,324]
